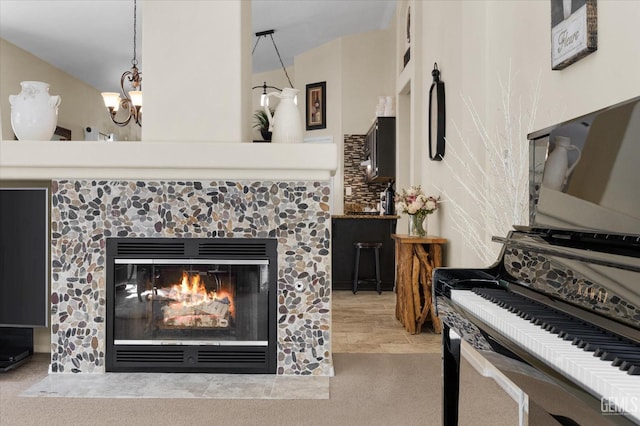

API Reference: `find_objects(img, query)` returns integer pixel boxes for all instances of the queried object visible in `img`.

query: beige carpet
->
[0,352,518,426]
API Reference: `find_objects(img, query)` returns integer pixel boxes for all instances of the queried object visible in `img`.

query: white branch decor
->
[437,65,541,265]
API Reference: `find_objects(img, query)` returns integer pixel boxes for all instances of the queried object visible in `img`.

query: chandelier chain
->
[101,0,142,127]
[251,36,261,56]
[252,31,293,89]
[268,33,293,88]
[131,0,138,67]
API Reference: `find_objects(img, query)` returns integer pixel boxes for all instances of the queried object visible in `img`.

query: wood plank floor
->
[332,290,441,354]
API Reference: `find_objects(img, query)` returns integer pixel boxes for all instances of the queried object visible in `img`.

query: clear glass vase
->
[408,212,428,237]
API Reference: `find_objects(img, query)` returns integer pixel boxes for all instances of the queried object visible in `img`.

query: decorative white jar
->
[9,81,61,140]
[541,136,582,191]
[264,88,303,144]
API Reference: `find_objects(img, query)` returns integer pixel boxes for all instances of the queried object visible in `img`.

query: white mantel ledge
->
[0,140,338,181]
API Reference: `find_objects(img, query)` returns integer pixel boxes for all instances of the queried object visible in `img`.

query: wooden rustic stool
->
[352,241,382,294]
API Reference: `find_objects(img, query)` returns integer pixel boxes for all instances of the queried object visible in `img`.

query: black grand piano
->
[434,96,640,425]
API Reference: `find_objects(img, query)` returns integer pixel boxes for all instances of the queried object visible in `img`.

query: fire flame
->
[179,271,207,300]
[165,271,234,320]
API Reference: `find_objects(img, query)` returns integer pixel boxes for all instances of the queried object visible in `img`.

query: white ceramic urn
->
[264,88,303,144]
[9,81,61,140]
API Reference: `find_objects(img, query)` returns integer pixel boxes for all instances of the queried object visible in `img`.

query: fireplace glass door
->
[113,259,269,346]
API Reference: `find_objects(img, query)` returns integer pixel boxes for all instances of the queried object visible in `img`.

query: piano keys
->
[434,95,640,425]
[452,290,640,422]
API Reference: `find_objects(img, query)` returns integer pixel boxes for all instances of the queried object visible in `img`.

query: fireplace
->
[106,238,277,373]
[49,179,332,375]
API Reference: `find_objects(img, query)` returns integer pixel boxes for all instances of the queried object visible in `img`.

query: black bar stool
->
[352,241,382,294]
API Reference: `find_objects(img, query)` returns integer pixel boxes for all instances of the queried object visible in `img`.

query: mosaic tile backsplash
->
[50,180,332,375]
[343,134,388,210]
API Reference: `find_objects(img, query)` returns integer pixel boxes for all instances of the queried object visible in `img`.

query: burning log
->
[161,271,233,328]
[163,313,228,328]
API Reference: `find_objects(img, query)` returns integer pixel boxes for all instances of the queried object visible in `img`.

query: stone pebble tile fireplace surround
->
[50,178,332,375]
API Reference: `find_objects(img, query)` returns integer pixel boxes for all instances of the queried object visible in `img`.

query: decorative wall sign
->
[306,81,326,130]
[551,0,597,70]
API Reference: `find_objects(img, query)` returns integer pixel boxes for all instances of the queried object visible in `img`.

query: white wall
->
[295,39,343,143]
[413,0,640,268]
[341,27,396,135]
[142,0,250,142]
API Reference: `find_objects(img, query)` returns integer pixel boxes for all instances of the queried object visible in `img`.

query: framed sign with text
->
[551,0,597,70]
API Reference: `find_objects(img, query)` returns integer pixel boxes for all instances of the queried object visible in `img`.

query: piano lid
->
[519,96,640,330]
[528,96,640,236]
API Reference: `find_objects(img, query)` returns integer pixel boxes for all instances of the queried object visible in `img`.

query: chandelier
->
[251,30,293,106]
[101,0,142,127]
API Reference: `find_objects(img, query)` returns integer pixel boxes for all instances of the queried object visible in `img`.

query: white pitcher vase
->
[542,136,582,191]
[9,81,61,140]
[264,88,303,144]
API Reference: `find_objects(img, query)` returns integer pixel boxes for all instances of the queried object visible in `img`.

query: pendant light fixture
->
[251,30,294,106]
[101,0,142,127]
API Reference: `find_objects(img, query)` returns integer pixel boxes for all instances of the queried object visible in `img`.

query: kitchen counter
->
[331,215,398,291]
[332,214,399,219]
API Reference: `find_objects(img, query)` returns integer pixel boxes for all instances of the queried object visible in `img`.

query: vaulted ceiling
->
[0,0,395,92]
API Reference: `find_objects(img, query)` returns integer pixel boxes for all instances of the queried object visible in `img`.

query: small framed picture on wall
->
[403,4,411,68]
[551,0,597,70]
[306,81,326,130]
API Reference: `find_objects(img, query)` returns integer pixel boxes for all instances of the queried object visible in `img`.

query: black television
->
[0,185,49,370]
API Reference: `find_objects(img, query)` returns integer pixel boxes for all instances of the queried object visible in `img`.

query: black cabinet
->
[0,184,49,371]
[331,217,397,291]
[365,117,395,183]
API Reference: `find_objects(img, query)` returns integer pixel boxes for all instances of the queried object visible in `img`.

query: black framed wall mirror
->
[428,63,446,161]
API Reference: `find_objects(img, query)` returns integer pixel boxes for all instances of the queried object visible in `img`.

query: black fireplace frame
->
[106,237,277,373]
